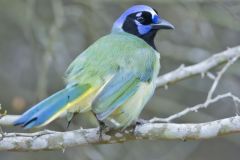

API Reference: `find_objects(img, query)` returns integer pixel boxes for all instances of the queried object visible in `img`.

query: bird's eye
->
[135,12,152,25]
[136,16,145,23]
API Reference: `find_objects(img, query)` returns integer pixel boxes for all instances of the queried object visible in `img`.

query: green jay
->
[14,5,174,129]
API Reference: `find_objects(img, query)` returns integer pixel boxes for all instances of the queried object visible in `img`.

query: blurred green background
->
[1,0,240,159]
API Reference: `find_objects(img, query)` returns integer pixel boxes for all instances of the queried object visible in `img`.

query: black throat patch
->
[122,12,158,50]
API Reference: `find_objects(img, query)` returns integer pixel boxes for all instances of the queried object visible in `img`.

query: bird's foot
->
[98,121,110,141]
[130,119,149,134]
[136,118,149,125]
[66,112,78,128]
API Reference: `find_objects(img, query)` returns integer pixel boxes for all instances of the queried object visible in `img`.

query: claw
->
[136,119,148,125]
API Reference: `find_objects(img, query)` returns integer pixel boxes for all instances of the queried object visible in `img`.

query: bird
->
[14,5,174,130]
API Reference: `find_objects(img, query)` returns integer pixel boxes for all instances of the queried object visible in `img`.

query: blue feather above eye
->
[152,15,160,24]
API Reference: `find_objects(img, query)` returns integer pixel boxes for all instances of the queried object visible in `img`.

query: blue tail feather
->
[14,84,89,129]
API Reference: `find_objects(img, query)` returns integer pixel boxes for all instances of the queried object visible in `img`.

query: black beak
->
[151,19,175,30]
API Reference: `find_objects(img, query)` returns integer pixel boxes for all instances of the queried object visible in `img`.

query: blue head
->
[112,5,174,49]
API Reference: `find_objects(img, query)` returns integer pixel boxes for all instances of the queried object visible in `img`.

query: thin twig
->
[207,56,239,100]
[150,92,240,123]
[151,55,240,123]
[156,46,240,88]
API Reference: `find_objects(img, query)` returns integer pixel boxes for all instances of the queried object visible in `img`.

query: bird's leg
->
[136,118,149,125]
[66,112,77,128]
[98,121,107,140]
[130,119,149,134]
[66,95,75,128]
[91,111,110,140]
[97,120,112,141]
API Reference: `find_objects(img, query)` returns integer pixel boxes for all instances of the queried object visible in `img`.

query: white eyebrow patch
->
[136,12,142,17]
[150,12,157,19]
[148,9,158,19]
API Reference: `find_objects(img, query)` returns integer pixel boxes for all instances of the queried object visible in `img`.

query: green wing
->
[64,33,157,86]
[92,70,142,120]
[64,33,158,121]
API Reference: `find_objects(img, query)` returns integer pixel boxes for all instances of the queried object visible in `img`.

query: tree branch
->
[0,45,240,151]
[156,46,240,88]
[1,116,240,151]
[151,51,240,123]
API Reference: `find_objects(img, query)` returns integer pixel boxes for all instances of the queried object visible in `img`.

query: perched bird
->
[14,5,174,129]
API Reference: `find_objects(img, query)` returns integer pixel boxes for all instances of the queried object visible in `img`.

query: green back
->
[65,32,158,86]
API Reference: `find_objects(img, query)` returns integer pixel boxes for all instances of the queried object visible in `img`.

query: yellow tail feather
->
[39,87,98,127]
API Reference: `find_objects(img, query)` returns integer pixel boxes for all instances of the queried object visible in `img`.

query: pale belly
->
[102,78,157,129]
